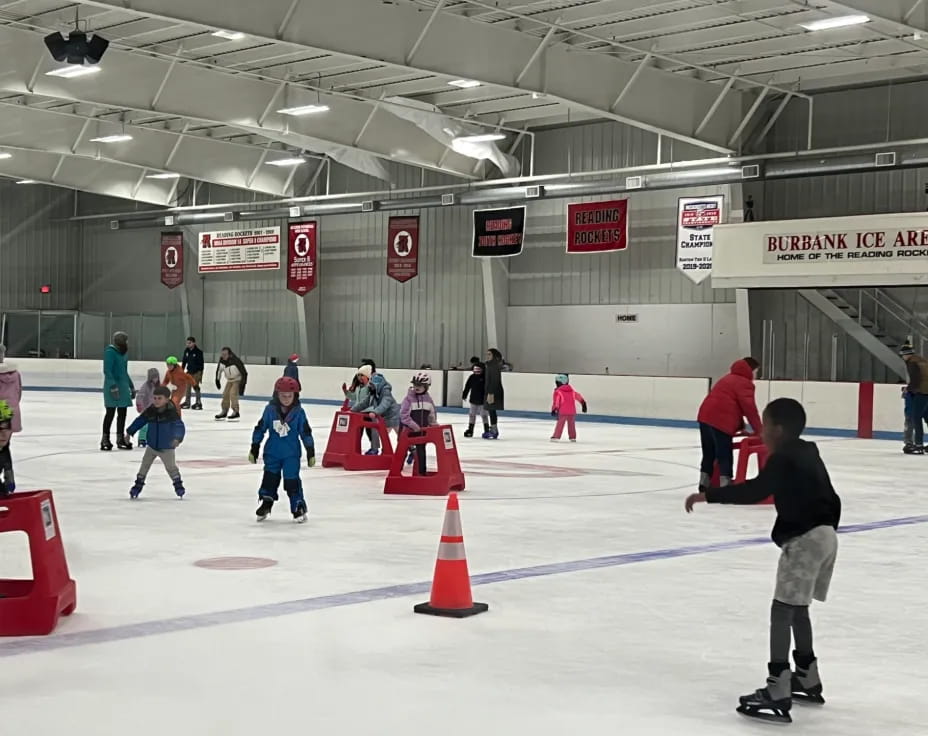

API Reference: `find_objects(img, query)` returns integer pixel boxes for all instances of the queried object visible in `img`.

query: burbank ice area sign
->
[764,227,928,264]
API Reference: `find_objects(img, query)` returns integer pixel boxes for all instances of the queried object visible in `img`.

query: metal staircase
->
[797,288,925,381]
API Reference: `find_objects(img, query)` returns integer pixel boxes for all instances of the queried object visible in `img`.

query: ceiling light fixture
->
[146,172,181,179]
[267,157,306,167]
[799,14,870,31]
[212,30,246,40]
[454,133,507,144]
[449,79,481,89]
[277,104,330,116]
[16,179,37,184]
[44,29,109,65]
[89,134,133,143]
[46,65,101,78]
[0,153,12,160]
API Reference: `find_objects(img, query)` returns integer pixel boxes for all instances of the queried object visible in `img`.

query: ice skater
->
[462,360,489,438]
[134,368,162,448]
[550,374,587,442]
[101,331,136,451]
[351,372,400,448]
[162,356,193,415]
[126,387,187,499]
[483,348,505,439]
[181,337,204,410]
[400,372,438,474]
[215,347,247,421]
[685,398,841,724]
[900,340,928,454]
[0,400,16,496]
[249,376,315,523]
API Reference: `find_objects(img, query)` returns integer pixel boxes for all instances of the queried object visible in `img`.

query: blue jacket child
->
[249,376,315,523]
[126,386,187,499]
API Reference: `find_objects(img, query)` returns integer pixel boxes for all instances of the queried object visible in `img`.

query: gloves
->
[581,401,588,414]
[109,386,120,400]
[1,481,13,497]
[171,439,180,449]
[215,379,222,390]
[308,454,316,468]
[248,444,260,464]
[342,382,348,395]
[551,409,558,417]
[131,388,138,400]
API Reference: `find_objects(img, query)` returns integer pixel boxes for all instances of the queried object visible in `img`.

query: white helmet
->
[412,371,431,387]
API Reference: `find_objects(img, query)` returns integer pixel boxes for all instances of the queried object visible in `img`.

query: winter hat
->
[555,373,569,386]
[166,356,179,366]
[357,364,373,379]
[289,354,300,363]
[899,341,915,357]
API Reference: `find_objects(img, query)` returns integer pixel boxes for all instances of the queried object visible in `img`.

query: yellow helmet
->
[0,399,13,424]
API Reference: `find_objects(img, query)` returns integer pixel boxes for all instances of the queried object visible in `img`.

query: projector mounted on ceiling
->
[44,11,109,66]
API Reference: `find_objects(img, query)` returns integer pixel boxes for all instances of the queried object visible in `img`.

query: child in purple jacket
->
[400,372,438,475]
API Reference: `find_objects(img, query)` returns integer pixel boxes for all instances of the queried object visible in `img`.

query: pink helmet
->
[411,371,431,387]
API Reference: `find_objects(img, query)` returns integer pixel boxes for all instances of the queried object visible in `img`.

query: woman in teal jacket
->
[102,331,135,451]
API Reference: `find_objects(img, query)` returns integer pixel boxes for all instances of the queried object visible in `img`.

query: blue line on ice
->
[1,514,925,658]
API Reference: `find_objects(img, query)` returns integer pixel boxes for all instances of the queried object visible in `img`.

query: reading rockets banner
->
[287,221,318,296]
[566,199,628,254]
[472,206,526,258]
[387,216,419,283]
[198,226,280,273]
[676,195,724,284]
[160,231,184,289]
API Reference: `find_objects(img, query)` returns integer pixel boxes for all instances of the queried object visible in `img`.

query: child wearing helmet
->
[249,375,315,523]
[550,374,587,442]
[400,372,438,474]
[0,400,16,496]
[162,356,193,415]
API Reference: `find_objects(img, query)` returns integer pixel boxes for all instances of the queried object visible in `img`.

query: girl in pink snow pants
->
[551,374,587,441]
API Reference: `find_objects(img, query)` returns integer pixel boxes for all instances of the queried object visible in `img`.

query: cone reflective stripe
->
[414,493,488,618]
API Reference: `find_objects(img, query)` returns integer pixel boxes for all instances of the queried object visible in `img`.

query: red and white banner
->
[198,226,280,273]
[566,199,628,254]
[160,231,184,289]
[676,195,724,284]
[387,216,419,283]
[287,221,318,296]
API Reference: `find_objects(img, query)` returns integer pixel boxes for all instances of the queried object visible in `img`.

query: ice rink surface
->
[1,391,926,735]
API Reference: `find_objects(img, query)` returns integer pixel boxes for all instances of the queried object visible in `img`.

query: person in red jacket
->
[697,357,763,489]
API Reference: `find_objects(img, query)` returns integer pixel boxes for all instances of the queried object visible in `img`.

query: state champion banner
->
[472,206,526,258]
[160,231,184,289]
[676,195,724,284]
[287,221,318,296]
[198,226,281,274]
[566,199,628,254]
[387,216,419,283]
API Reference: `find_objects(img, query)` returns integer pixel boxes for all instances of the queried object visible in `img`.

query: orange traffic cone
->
[414,492,488,618]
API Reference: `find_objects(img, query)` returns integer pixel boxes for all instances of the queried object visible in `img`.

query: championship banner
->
[287,221,318,296]
[387,216,419,283]
[676,195,724,284]
[198,226,280,273]
[472,206,525,258]
[566,199,628,254]
[160,231,184,289]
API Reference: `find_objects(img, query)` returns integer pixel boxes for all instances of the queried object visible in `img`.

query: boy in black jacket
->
[181,337,205,410]
[685,398,841,724]
[462,361,489,438]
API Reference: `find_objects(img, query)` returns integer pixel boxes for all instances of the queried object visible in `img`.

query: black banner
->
[472,206,526,258]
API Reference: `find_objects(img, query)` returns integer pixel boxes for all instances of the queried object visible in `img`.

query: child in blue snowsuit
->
[249,376,315,523]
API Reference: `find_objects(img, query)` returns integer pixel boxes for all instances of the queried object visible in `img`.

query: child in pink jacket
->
[0,344,22,434]
[551,374,587,442]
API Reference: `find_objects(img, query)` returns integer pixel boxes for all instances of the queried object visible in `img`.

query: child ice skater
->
[249,376,315,523]
[685,398,842,724]
[550,374,587,442]
[0,400,16,497]
[163,356,193,415]
[126,387,187,499]
[134,368,162,448]
[696,357,763,489]
[400,372,438,474]
[351,373,400,446]
[462,361,489,438]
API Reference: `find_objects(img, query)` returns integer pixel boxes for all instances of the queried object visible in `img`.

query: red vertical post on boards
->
[857,381,874,439]
[287,221,318,296]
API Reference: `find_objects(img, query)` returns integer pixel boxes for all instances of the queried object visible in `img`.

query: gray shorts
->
[774,525,838,606]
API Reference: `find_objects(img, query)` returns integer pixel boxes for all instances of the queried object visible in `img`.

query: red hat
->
[289,354,300,363]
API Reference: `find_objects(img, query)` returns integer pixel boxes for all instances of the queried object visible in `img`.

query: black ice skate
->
[227,411,241,421]
[791,653,825,704]
[100,434,113,452]
[463,424,475,438]
[129,475,145,500]
[116,435,133,451]
[215,411,227,421]
[737,669,792,724]
[180,401,191,409]
[173,477,186,499]
[192,402,203,411]
[903,443,923,455]
[256,498,274,521]
[292,500,308,524]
